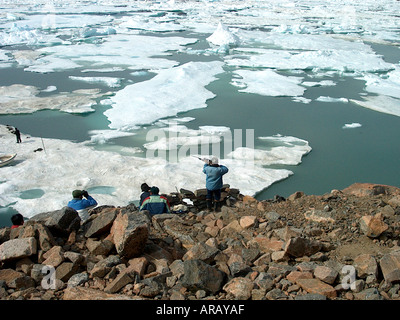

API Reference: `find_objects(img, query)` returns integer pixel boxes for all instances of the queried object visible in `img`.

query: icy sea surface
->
[0,0,400,226]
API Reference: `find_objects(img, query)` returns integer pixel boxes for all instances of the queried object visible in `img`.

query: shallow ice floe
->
[104,61,225,130]
[26,33,196,73]
[316,96,349,103]
[69,76,123,88]
[0,124,302,218]
[143,124,231,151]
[0,84,111,114]
[360,66,400,100]
[342,123,362,129]
[350,95,400,118]
[228,135,312,166]
[86,130,136,145]
[232,69,305,97]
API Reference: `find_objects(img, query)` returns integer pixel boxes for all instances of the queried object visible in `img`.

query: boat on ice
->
[0,153,17,167]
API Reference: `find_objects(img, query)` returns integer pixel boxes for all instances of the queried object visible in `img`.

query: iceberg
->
[207,22,240,47]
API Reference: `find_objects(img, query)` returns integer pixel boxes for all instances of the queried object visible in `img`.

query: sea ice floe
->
[342,123,362,129]
[0,84,111,114]
[232,69,305,97]
[104,61,225,130]
[23,33,197,73]
[350,95,400,118]
[227,47,392,73]
[228,135,312,166]
[360,66,400,100]
[86,129,136,145]
[316,96,349,103]
[69,76,122,88]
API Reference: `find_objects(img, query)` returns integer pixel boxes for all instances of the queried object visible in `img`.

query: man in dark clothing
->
[203,156,228,212]
[140,186,170,216]
[14,128,21,143]
[139,183,151,206]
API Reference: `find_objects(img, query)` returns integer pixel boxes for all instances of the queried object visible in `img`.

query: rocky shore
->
[1,182,400,301]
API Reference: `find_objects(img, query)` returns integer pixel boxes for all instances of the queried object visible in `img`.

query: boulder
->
[359,213,388,238]
[354,254,379,279]
[84,207,118,238]
[284,237,322,258]
[31,206,81,236]
[182,242,219,264]
[110,211,150,259]
[0,237,37,262]
[223,277,253,300]
[90,255,121,278]
[295,278,337,299]
[379,251,400,283]
[181,259,224,294]
[0,269,35,290]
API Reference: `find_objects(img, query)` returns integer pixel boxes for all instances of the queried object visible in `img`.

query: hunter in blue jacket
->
[203,157,228,212]
[67,189,98,221]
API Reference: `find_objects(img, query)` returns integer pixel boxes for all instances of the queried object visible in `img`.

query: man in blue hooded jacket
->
[67,189,97,222]
[203,157,228,212]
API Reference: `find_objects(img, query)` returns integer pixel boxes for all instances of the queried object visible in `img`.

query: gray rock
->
[84,208,118,238]
[67,272,89,288]
[0,237,37,262]
[181,259,224,294]
[31,206,81,236]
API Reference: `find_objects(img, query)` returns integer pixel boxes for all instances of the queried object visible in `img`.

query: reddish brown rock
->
[296,278,337,299]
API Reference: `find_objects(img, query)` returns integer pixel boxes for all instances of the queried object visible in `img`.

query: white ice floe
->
[302,80,336,87]
[69,76,122,88]
[86,130,136,145]
[228,135,311,166]
[0,23,62,46]
[0,124,305,218]
[0,84,111,114]
[360,66,400,100]
[316,96,349,103]
[342,123,362,129]
[226,47,393,73]
[232,69,305,97]
[104,61,225,130]
[23,33,197,73]
[350,95,400,118]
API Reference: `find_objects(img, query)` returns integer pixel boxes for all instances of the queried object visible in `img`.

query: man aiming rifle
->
[196,156,229,212]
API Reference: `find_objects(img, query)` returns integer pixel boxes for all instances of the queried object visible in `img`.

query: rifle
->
[192,155,211,164]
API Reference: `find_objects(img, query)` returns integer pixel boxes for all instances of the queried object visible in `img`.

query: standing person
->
[67,189,97,222]
[203,156,228,212]
[14,128,22,143]
[140,186,170,216]
[10,213,24,229]
[139,183,151,207]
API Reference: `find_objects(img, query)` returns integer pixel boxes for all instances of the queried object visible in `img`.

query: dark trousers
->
[206,189,221,202]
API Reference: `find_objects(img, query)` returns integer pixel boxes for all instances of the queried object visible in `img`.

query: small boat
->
[0,153,17,167]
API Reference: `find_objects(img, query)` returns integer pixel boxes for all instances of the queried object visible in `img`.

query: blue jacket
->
[140,195,170,216]
[67,196,97,211]
[203,164,228,191]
